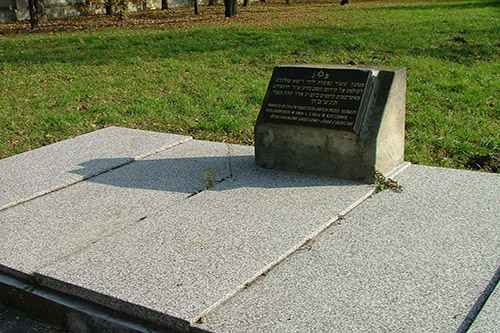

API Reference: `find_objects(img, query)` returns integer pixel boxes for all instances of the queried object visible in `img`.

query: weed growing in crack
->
[204,168,216,189]
[374,170,403,194]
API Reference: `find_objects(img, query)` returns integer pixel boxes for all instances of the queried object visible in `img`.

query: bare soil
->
[0,1,343,35]
[466,154,500,173]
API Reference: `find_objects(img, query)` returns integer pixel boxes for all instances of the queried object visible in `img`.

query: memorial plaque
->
[259,66,374,134]
[255,65,406,183]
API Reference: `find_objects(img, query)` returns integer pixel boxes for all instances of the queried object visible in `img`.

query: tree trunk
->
[340,0,350,5]
[231,0,237,16]
[105,1,115,15]
[162,0,168,8]
[286,0,291,4]
[243,0,249,7]
[208,0,216,5]
[28,0,46,29]
[224,0,236,17]
[194,0,199,14]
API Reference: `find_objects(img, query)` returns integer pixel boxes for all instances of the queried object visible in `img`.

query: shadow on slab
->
[69,155,364,193]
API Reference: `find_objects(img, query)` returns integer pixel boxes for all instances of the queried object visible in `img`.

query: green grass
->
[1,0,499,171]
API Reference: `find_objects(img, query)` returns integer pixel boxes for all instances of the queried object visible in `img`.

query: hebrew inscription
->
[259,67,374,133]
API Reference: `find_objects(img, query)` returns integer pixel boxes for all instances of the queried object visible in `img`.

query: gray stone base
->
[1,127,499,332]
[255,65,406,183]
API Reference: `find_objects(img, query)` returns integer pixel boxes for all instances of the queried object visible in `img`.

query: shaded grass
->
[0,0,499,171]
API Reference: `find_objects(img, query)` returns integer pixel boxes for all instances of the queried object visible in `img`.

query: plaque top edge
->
[275,64,404,74]
[275,65,373,75]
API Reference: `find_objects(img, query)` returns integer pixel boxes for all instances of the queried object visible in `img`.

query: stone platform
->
[0,127,498,332]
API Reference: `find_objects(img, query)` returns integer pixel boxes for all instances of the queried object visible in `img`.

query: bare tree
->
[194,0,199,14]
[105,0,115,15]
[28,0,47,29]
[224,0,237,17]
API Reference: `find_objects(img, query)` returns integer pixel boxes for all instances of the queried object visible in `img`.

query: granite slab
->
[201,165,500,332]
[0,140,232,280]
[33,143,375,331]
[0,127,191,211]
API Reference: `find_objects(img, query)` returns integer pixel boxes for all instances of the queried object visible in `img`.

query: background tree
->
[28,0,47,29]
[340,0,350,4]
[194,0,199,14]
[105,0,115,15]
[224,0,236,17]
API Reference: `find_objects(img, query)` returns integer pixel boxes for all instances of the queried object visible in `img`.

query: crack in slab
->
[187,143,234,198]
[186,177,226,198]
[190,161,413,327]
[190,188,375,326]
[457,265,500,332]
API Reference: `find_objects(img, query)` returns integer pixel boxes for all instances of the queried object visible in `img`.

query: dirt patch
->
[466,154,500,173]
[0,1,344,36]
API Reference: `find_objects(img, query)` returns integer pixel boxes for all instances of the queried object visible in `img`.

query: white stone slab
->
[469,281,500,333]
[201,165,500,332]
[0,127,191,211]
[0,140,232,279]
[34,143,374,331]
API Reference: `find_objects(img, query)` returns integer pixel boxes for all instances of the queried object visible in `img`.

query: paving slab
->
[32,143,375,331]
[0,126,191,211]
[201,165,500,332]
[469,280,500,332]
[0,139,232,279]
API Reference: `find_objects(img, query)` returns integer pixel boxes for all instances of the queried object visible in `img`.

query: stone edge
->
[0,271,199,333]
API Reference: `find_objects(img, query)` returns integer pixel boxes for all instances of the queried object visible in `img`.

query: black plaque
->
[258,66,374,134]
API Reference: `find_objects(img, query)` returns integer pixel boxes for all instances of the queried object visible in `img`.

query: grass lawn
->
[0,0,499,171]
